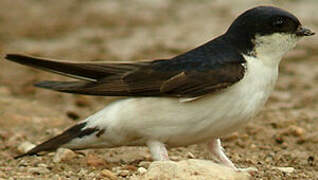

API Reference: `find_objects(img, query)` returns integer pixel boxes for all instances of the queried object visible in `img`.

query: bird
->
[5,6,314,171]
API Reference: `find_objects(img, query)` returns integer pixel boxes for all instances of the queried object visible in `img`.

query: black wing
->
[5,53,245,98]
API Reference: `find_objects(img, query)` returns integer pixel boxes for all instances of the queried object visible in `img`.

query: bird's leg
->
[146,140,169,161]
[208,138,237,170]
[208,138,258,174]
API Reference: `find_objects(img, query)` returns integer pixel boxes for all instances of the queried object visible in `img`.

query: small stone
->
[37,163,48,168]
[288,126,304,137]
[275,136,284,144]
[187,152,195,159]
[105,148,149,163]
[78,169,88,176]
[250,144,257,148]
[75,96,91,107]
[88,172,96,177]
[132,160,250,180]
[66,110,80,121]
[27,167,50,174]
[53,148,76,163]
[123,165,137,171]
[137,167,147,175]
[86,154,106,167]
[45,128,60,136]
[224,132,239,141]
[17,141,35,154]
[100,169,117,180]
[170,156,180,161]
[138,161,151,168]
[118,170,129,177]
[307,156,315,166]
[112,166,121,172]
[273,166,295,173]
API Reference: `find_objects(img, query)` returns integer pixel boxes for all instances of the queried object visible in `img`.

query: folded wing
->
[5,54,245,98]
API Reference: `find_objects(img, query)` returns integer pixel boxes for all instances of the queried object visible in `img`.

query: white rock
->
[53,148,76,163]
[273,166,295,173]
[132,159,250,180]
[137,167,147,175]
[17,141,35,153]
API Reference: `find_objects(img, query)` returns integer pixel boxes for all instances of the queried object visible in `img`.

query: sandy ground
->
[0,0,317,179]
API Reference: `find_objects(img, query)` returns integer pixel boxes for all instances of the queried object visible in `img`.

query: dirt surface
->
[0,0,317,179]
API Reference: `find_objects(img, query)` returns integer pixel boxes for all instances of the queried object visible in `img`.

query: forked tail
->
[15,122,99,159]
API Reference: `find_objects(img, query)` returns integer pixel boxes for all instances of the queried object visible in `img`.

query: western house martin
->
[5,6,315,171]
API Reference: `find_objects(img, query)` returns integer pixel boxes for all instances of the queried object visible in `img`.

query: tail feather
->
[34,81,90,92]
[15,122,99,159]
[34,80,116,96]
[5,54,137,81]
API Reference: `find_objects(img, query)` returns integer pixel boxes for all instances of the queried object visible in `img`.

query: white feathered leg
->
[208,138,237,170]
[146,140,169,161]
[208,138,258,174]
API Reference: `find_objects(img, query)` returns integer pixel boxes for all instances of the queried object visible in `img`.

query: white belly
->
[87,55,279,147]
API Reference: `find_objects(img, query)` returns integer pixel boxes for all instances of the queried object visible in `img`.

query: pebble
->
[123,165,137,171]
[37,163,48,168]
[78,169,88,176]
[53,148,76,163]
[287,126,304,137]
[132,159,250,180]
[137,167,147,175]
[170,156,180,161]
[75,96,91,107]
[118,170,129,177]
[88,172,96,177]
[275,136,284,144]
[27,167,50,174]
[187,152,195,159]
[17,141,35,154]
[224,132,239,141]
[66,110,80,121]
[273,166,295,173]
[86,154,106,167]
[106,148,149,163]
[100,169,117,180]
[138,161,151,168]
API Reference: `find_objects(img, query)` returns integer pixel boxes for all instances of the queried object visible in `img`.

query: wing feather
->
[5,54,245,98]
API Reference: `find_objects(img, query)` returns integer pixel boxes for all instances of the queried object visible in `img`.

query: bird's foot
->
[236,167,258,176]
[147,140,169,161]
[208,138,258,176]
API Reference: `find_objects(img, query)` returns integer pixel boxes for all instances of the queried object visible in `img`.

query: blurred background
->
[0,0,317,179]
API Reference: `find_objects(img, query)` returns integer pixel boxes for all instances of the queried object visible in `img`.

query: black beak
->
[296,26,315,36]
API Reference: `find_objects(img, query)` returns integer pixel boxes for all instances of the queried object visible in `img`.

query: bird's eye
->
[272,17,285,28]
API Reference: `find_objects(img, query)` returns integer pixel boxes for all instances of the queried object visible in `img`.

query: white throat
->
[252,33,300,67]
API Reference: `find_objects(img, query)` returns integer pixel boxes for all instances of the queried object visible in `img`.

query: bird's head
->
[225,6,314,65]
